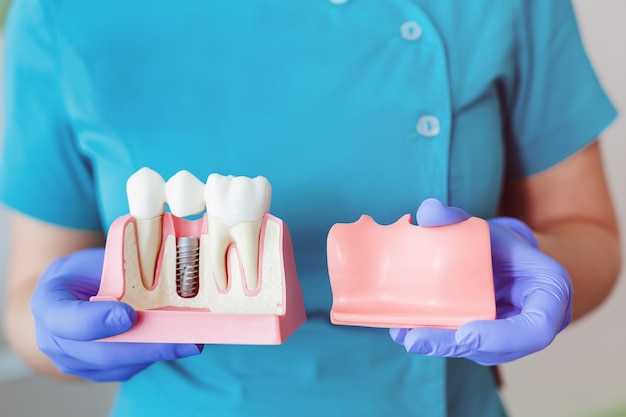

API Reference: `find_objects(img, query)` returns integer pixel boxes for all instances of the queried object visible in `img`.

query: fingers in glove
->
[41,339,203,380]
[402,328,475,357]
[389,328,410,343]
[32,280,137,340]
[416,198,471,227]
[58,361,152,383]
[39,248,105,285]
[456,289,569,356]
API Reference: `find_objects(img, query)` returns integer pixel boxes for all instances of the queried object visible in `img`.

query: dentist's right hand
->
[30,248,203,382]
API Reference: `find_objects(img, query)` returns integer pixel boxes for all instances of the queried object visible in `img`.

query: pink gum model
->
[91,212,306,344]
[327,215,495,329]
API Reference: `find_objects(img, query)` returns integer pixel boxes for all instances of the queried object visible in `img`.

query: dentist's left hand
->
[31,248,203,382]
[390,199,573,365]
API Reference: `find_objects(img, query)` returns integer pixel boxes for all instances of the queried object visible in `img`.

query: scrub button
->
[416,116,440,137]
[401,21,423,41]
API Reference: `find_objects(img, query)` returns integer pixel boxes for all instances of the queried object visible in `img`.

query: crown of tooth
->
[165,170,206,218]
[126,167,166,219]
[204,174,271,227]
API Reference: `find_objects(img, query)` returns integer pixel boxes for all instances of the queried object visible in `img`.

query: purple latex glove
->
[31,248,202,382]
[390,199,573,365]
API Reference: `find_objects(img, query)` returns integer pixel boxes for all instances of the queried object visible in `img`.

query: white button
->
[401,21,423,41]
[416,116,440,137]
[329,0,348,4]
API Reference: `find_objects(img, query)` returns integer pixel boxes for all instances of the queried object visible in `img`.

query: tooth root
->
[135,217,162,289]
[231,220,263,292]
[207,216,263,292]
[207,217,232,290]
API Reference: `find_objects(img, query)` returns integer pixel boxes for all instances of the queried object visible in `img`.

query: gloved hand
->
[390,199,573,365]
[31,248,203,382]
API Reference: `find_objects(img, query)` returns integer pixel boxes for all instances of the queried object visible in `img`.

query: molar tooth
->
[204,174,271,291]
[165,170,206,218]
[126,167,166,289]
[205,174,271,226]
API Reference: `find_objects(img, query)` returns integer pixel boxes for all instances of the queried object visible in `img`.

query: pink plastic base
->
[91,213,306,344]
[98,308,301,345]
[327,215,495,329]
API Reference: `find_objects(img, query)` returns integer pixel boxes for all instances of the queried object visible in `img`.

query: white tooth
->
[205,174,271,226]
[165,170,206,218]
[204,174,271,291]
[127,168,166,220]
[126,167,166,289]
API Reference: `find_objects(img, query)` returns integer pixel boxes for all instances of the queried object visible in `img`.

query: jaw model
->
[327,214,495,329]
[91,168,306,344]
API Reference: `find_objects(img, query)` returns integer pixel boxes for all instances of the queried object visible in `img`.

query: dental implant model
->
[91,168,306,344]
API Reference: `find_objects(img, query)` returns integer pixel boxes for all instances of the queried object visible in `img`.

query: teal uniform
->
[0,0,616,416]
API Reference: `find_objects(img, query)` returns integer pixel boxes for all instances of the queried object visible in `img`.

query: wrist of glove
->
[31,248,202,382]
[390,199,573,365]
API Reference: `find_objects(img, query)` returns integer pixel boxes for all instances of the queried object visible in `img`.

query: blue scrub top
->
[0,0,616,416]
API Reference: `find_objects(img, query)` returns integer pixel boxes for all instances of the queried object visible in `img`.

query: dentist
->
[0,1,620,416]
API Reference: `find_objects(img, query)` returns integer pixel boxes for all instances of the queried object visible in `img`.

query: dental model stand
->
[91,168,306,344]
[327,214,495,329]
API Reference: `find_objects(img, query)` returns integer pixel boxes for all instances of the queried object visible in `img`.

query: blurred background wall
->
[0,1,624,416]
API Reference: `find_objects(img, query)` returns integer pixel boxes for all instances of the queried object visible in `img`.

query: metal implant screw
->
[176,236,200,298]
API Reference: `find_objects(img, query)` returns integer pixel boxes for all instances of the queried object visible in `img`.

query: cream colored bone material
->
[119,224,179,308]
[202,218,283,313]
[119,215,284,314]
[126,168,166,289]
[204,174,272,291]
